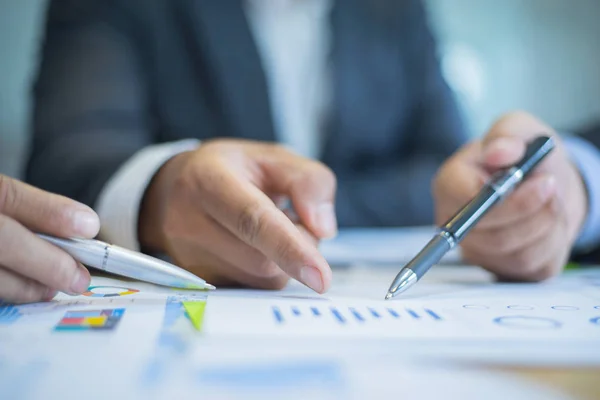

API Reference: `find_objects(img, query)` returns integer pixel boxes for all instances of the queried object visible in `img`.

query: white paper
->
[202,267,600,364]
[1,267,598,399]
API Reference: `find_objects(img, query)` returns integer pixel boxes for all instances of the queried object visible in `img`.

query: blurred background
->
[1,0,600,179]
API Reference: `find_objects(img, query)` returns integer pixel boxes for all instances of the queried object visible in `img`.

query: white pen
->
[38,234,216,290]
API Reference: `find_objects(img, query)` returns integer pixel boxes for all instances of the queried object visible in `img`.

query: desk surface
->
[501,367,600,400]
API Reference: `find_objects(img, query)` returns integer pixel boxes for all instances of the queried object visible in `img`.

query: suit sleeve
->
[334,0,469,227]
[569,122,600,262]
[25,0,154,208]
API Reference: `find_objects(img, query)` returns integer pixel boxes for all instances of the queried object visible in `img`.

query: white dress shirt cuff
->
[95,139,200,251]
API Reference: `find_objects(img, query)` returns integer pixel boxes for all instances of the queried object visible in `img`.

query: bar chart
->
[271,304,444,325]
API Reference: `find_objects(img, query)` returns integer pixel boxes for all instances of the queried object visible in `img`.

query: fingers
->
[480,111,559,171]
[462,196,567,281]
[0,214,91,295]
[0,175,99,238]
[462,194,558,257]
[470,174,556,230]
[0,267,56,304]
[258,147,338,239]
[482,136,526,169]
[194,166,332,293]
[433,141,491,225]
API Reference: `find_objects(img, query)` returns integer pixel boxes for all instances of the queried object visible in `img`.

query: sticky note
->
[183,301,207,331]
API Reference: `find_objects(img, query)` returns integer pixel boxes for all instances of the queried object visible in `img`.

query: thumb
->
[257,148,338,239]
[0,175,100,238]
[481,111,555,171]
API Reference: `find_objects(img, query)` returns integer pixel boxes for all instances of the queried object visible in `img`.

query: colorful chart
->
[82,286,139,297]
[55,308,125,331]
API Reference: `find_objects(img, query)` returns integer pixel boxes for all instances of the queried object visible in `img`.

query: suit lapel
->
[323,0,404,167]
[186,0,276,142]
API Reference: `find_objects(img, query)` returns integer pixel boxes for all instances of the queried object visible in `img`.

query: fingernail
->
[73,210,100,237]
[300,266,323,293]
[315,203,337,239]
[70,268,90,294]
[540,176,556,199]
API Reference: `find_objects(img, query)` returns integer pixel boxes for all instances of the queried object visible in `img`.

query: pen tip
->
[384,292,393,300]
[206,284,216,290]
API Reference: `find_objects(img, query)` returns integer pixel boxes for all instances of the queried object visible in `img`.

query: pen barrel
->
[106,245,208,289]
[38,234,106,267]
[405,233,453,278]
[443,185,501,241]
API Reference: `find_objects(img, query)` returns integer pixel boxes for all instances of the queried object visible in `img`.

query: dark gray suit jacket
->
[26,0,468,228]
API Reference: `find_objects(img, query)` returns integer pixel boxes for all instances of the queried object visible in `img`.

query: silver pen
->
[385,135,555,300]
[38,234,216,290]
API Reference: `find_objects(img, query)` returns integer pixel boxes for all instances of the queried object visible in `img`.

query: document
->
[0,266,598,399]
[204,271,600,341]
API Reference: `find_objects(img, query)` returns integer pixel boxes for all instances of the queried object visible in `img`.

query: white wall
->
[425,0,600,137]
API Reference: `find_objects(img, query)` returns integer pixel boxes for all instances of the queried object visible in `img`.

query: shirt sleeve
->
[564,135,600,252]
[94,139,200,251]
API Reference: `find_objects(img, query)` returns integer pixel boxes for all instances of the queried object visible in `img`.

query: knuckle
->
[256,274,290,290]
[486,229,514,253]
[252,259,281,278]
[19,280,44,303]
[508,248,539,275]
[236,203,269,245]
[0,175,18,214]
[0,214,9,235]
[269,143,293,156]
[273,235,303,266]
[51,254,78,288]
[319,164,337,189]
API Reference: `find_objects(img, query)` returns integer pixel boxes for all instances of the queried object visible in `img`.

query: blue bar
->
[272,307,284,324]
[406,308,420,319]
[330,307,346,324]
[310,307,321,316]
[368,308,381,318]
[349,307,365,323]
[425,309,442,320]
[291,306,301,316]
[387,308,399,318]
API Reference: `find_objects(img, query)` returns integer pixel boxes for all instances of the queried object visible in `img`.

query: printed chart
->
[203,295,600,340]
[82,286,140,298]
[55,309,125,331]
[271,304,443,325]
[0,304,21,325]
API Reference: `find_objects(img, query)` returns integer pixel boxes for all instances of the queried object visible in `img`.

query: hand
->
[139,139,337,293]
[433,112,588,281]
[0,175,100,303]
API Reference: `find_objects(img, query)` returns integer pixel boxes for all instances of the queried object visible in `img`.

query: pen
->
[384,135,555,300]
[38,234,216,291]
